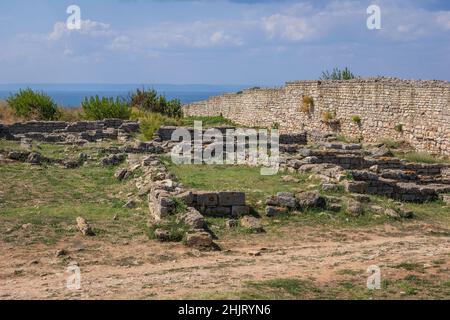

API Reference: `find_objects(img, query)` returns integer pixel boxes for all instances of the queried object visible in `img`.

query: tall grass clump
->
[398,152,448,164]
[81,96,131,120]
[7,88,58,120]
[133,110,182,140]
[130,88,183,118]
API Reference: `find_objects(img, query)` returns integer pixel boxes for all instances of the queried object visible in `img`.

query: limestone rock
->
[385,208,400,218]
[351,194,371,203]
[328,203,342,212]
[27,152,42,164]
[265,206,287,217]
[115,168,132,181]
[225,219,238,229]
[322,183,339,192]
[179,208,205,230]
[240,216,264,233]
[346,199,363,217]
[78,153,88,161]
[123,200,136,209]
[440,194,450,205]
[185,232,213,248]
[344,181,367,194]
[371,145,394,158]
[176,191,195,206]
[76,217,95,236]
[296,191,326,209]
[55,249,68,258]
[276,192,297,208]
[154,229,171,242]
[101,154,126,166]
[399,207,414,219]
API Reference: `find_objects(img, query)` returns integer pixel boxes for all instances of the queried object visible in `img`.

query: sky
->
[0,0,449,85]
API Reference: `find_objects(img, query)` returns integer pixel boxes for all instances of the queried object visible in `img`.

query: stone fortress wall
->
[184,78,450,156]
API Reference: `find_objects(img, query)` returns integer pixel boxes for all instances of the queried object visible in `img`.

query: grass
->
[181,115,237,128]
[380,138,402,149]
[393,262,425,273]
[163,161,315,207]
[191,274,450,300]
[0,144,148,245]
[147,215,190,242]
[335,135,361,144]
[394,151,450,164]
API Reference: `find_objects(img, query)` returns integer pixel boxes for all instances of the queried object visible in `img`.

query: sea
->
[0,84,249,107]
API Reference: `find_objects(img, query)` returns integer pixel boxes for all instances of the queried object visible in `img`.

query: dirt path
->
[1,221,449,300]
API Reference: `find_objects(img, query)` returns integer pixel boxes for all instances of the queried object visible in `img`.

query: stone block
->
[218,192,246,206]
[203,206,232,217]
[232,206,250,217]
[196,192,218,207]
[344,181,368,194]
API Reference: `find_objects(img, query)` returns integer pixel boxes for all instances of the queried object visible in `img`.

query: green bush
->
[394,124,404,133]
[7,88,58,120]
[81,96,131,120]
[351,115,362,124]
[130,88,183,118]
[320,67,356,80]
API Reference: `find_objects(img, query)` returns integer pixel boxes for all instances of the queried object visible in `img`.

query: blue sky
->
[0,0,449,85]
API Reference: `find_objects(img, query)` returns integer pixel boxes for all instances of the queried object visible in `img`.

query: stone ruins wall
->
[0,119,140,143]
[0,119,139,136]
[184,78,450,156]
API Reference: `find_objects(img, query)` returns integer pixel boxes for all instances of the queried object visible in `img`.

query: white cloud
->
[47,20,112,41]
[263,14,316,41]
[436,11,450,30]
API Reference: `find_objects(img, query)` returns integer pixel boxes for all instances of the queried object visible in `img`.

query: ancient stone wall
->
[0,119,139,136]
[0,120,140,143]
[184,78,450,156]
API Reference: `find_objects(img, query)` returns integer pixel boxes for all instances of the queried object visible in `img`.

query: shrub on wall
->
[301,96,314,113]
[7,88,58,120]
[351,115,362,125]
[81,96,132,120]
[321,111,335,123]
[394,124,404,133]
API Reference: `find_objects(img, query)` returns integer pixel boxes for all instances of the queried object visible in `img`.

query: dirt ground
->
[1,220,449,300]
